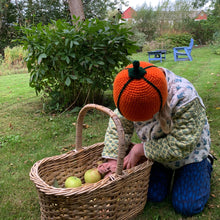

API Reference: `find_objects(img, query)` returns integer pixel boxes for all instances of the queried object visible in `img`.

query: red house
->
[121,7,137,20]
[194,10,207,21]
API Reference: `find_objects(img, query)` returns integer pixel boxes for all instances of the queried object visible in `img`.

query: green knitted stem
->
[128,60,146,79]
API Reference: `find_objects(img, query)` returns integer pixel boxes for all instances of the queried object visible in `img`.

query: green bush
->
[4,46,27,66]
[120,20,147,50]
[210,31,220,55]
[20,18,138,111]
[142,39,172,53]
[157,33,194,48]
[142,33,193,53]
[184,16,216,45]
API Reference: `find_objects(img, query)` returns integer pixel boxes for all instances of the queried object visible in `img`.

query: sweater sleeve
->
[102,109,134,159]
[143,98,207,163]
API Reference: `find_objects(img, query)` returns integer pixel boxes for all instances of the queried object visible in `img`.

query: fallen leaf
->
[211,194,216,198]
[208,204,215,209]
[83,124,89,129]
[216,107,220,110]
[72,123,89,128]
[210,73,215,75]
[9,123,13,129]
[53,178,60,188]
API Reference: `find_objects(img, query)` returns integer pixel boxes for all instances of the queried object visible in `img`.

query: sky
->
[122,0,211,10]
[122,0,167,10]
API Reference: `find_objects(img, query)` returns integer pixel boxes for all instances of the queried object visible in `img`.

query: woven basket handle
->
[75,104,126,175]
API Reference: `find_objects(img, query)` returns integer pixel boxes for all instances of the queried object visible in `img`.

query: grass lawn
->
[0,46,220,219]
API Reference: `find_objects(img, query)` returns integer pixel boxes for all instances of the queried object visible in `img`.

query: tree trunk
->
[68,0,85,22]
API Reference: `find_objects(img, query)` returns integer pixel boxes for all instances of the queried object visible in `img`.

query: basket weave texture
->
[30,104,153,220]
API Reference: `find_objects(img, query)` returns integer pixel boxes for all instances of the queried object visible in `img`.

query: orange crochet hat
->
[113,61,168,121]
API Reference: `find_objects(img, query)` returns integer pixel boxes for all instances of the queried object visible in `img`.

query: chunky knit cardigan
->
[102,68,211,169]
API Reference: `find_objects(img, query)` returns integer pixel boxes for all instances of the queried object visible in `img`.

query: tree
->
[192,0,216,8]
[192,0,220,41]
[0,0,18,55]
[68,0,85,21]
[82,0,127,20]
[67,0,128,20]
[23,0,70,25]
[134,4,159,41]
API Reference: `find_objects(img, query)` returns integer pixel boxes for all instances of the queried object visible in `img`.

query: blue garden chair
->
[173,38,194,61]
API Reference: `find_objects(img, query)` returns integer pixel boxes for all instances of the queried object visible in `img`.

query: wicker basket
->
[30,104,153,220]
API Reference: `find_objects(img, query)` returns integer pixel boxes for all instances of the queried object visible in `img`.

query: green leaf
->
[89,64,93,71]
[96,61,105,65]
[53,179,60,188]
[38,53,47,64]
[70,107,81,113]
[65,77,71,86]
[106,57,115,65]
[86,78,93,84]
[65,56,70,64]
[70,41,74,48]
[72,41,79,45]
[69,53,76,58]
[69,75,77,80]
[65,39,69,46]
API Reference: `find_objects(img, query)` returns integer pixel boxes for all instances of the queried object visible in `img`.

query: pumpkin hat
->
[113,60,168,121]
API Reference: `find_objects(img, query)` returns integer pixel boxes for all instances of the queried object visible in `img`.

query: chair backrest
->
[189,38,194,50]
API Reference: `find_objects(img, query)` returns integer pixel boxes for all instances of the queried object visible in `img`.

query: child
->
[98,61,214,216]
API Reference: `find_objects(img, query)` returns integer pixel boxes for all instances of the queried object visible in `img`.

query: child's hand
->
[123,143,145,169]
[98,159,117,176]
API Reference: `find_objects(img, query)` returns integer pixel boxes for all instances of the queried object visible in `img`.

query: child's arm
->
[143,98,207,163]
[101,108,134,159]
[98,109,134,175]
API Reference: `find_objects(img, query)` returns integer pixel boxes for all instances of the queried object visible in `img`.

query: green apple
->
[65,176,82,188]
[84,168,102,183]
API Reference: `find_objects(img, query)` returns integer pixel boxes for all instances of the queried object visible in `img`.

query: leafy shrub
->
[157,33,194,48]
[4,46,27,67]
[142,39,172,53]
[119,20,147,51]
[0,46,28,76]
[20,18,138,111]
[210,31,220,55]
[183,16,216,45]
[142,33,193,53]
[130,30,146,49]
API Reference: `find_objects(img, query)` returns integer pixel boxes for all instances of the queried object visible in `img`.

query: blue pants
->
[147,158,213,216]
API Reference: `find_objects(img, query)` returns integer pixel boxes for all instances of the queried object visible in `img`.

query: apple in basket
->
[65,176,82,188]
[84,168,102,183]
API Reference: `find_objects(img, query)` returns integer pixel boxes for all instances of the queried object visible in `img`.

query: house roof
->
[194,10,207,20]
[121,7,137,19]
